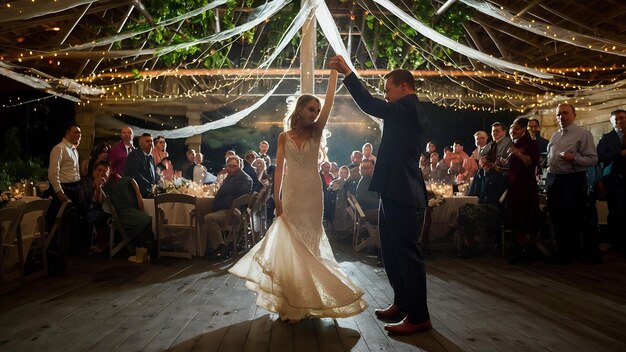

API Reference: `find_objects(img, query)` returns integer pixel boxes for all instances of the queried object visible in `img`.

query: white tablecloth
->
[143,196,214,257]
[429,196,479,242]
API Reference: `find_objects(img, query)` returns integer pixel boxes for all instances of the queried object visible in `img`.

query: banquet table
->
[143,196,214,257]
[429,196,479,245]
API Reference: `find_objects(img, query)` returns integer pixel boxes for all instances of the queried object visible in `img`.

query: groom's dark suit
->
[343,72,430,323]
[124,148,160,197]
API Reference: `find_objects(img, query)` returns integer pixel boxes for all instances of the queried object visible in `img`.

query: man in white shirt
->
[47,121,86,252]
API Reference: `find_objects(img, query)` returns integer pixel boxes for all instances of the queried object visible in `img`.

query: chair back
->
[0,207,22,248]
[153,193,197,259]
[17,199,51,240]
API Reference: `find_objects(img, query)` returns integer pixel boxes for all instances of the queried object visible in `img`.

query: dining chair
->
[154,193,197,259]
[0,207,23,285]
[102,193,137,260]
[347,193,379,252]
[248,185,270,243]
[14,199,51,282]
[222,193,255,256]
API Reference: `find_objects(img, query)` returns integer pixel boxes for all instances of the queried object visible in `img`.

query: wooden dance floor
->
[1,244,625,352]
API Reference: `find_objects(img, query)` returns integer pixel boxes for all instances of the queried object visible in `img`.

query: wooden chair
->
[14,199,51,282]
[256,183,274,236]
[347,193,379,252]
[222,193,254,256]
[248,185,270,243]
[103,193,138,260]
[0,207,23,285]
[154,193,197,259]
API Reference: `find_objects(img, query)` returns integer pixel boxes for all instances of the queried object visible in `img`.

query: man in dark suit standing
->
[329,55,431,334]
[597,109,626,257]
[124,133,160,197]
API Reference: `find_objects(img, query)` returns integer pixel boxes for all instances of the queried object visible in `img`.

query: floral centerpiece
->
[425,181,449,208]
[153,176,218,197]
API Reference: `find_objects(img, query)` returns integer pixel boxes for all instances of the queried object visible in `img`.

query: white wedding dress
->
[229,134,367,321]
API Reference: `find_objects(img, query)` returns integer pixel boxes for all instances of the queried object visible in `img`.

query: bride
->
[229,69,367,322]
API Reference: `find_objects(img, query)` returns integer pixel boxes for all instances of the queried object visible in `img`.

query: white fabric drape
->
[372,0,553,79]
[0,0,97,23]
[459,0,626,57]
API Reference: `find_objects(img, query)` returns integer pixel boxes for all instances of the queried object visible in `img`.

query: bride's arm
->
[273,132,287,217]
[314,69,338,131]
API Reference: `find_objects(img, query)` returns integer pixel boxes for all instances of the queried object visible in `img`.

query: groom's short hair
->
[384,69,415,91]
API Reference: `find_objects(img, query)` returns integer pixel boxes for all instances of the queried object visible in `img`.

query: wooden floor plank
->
[2,243,626,352]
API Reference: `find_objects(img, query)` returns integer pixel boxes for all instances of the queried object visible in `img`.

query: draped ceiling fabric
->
[1,0,625,138]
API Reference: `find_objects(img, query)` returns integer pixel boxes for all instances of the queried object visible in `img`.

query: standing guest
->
[597,109,626,258]
[419,154,430,181]
[362,142,377,163]
[81,142,110,178]
[471,131,491,163]
[505,117,540,263]
[181,149,197,180]
[489,122,513,172]
[152,136,174,181]
[193,152,208,185]
[425,141,437,158]
[429,152,448,182]
[230,70,367,323]
[259,140,270,157]
[330,55,431,334]
[124,133,160,198]
[452,140,478,184]
[546,103,598,264]
[47,121,86,250]
[108,126,135,176]
[528,118,549,155]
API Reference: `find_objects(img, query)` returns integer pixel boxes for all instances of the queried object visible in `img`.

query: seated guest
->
[457,156,508,258]
[355,159,378,224]
[252,158,270,185]
[181,149,197,180]
[204,156,253,258]
[108,126,135,177]
[81,161,114,253]
[81,142,110,177]
[102,171,156,259]
[361,142,377,163]
[193,152,208,184]
[152,136,174,181]
[124,133,160,198]
[243,150,262,192]
[217,150,237,177]
[330,165,351,234]
[425,141,437,158]
[330,162,339,179]
[345,150,362,195]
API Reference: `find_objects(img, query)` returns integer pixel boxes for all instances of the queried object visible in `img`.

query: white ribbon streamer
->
[372,0,553,79]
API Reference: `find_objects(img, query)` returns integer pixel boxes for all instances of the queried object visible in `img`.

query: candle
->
[33,187,37,196]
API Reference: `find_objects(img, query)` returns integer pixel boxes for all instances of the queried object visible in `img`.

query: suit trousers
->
[379,195,430,323]
[546,172,589,260]
[204,209,231,251]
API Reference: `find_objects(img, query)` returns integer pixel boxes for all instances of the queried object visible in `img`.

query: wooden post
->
[185,110,202,153]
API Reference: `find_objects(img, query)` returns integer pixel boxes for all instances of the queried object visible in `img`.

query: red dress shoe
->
[374,304,406,323]
[384,318,432,335]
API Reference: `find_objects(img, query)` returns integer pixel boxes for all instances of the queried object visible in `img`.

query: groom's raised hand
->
[328,55,352,76]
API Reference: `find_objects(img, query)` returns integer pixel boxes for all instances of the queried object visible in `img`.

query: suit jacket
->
[109,141,133,177]
[212,170,253,211]
[343,73,428,208]
[124,149,160,197]
[243,161,262,193]
[534,135,549,154]
[597,129,625,190]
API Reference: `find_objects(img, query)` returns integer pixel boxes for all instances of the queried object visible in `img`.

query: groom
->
[329,55,431,334]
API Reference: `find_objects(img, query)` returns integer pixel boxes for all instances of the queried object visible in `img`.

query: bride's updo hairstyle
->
[283,94,322,131]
